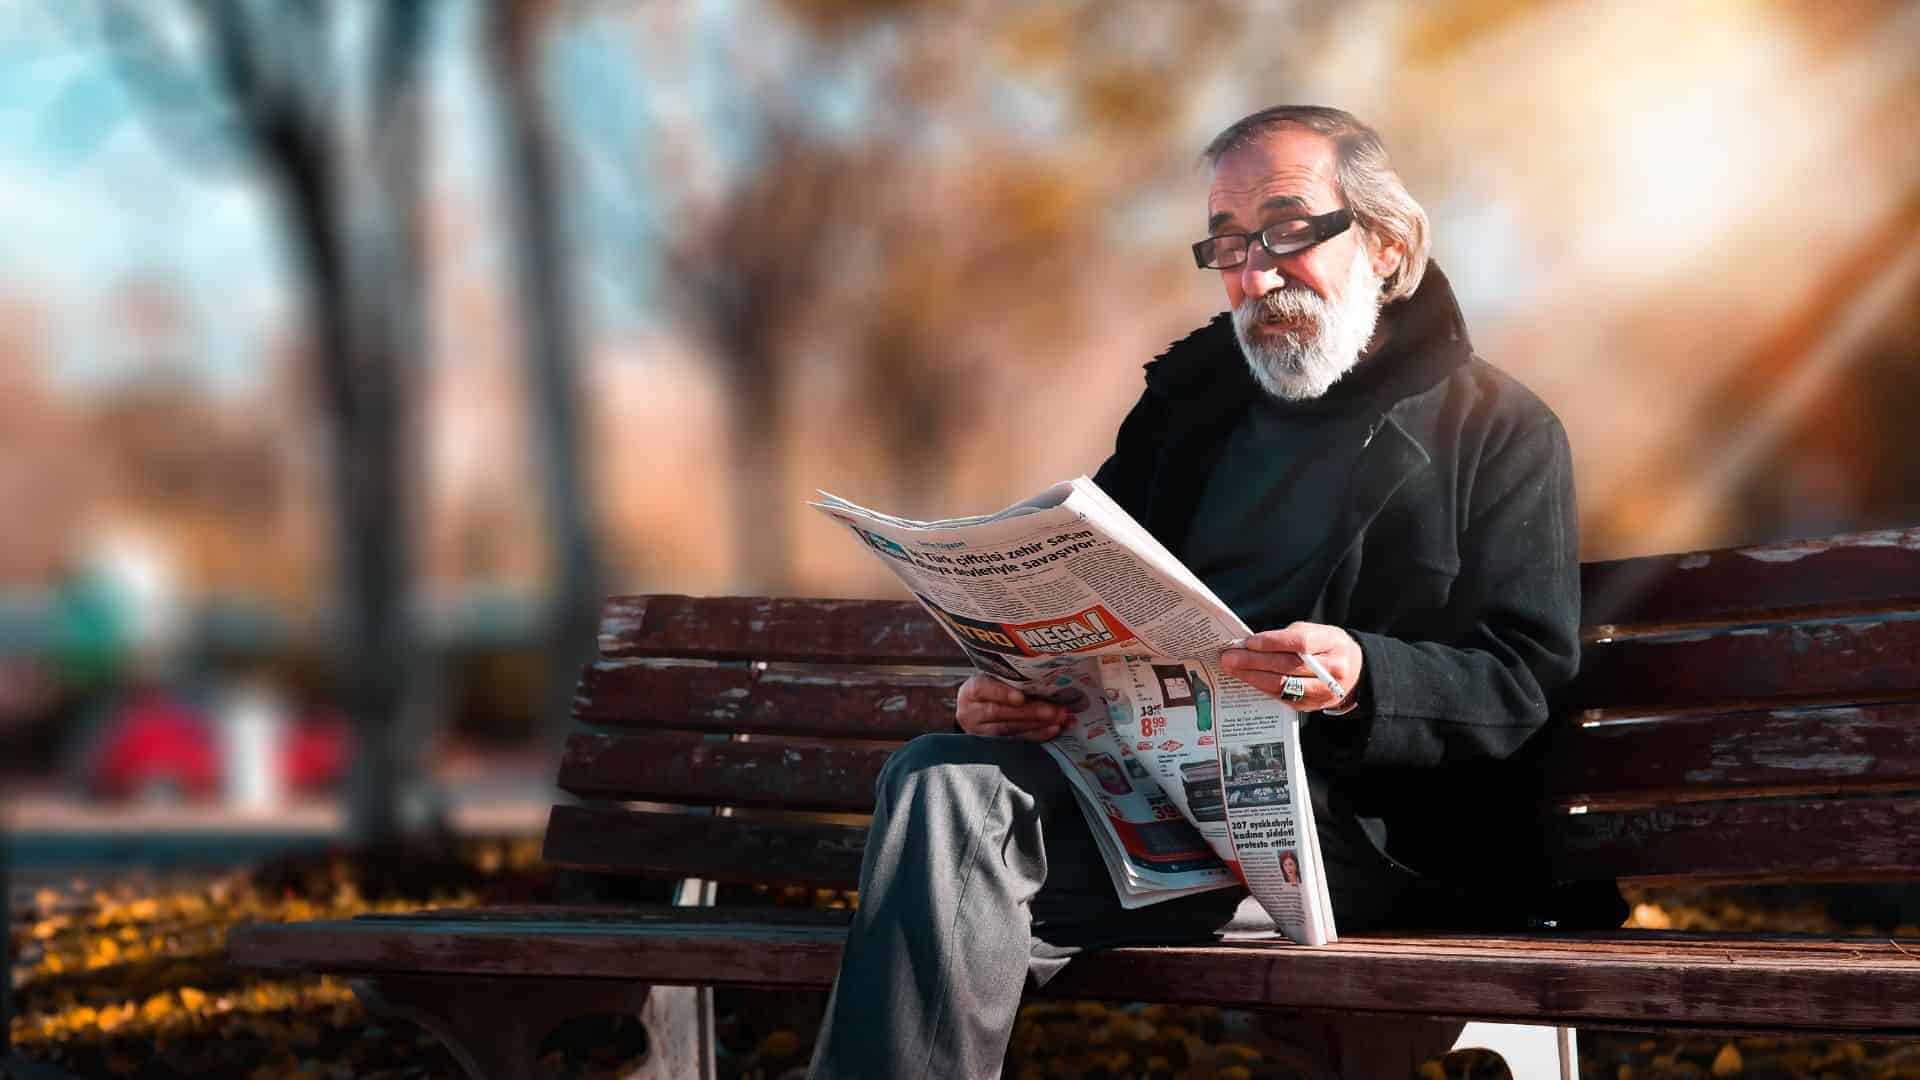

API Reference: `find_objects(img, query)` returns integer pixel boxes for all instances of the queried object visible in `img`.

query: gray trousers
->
[808,733,1460,1078]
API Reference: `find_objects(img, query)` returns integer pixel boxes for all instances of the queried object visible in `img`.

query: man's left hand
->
[1221,622,1363,713]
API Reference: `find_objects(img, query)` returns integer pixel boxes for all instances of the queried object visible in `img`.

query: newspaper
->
[813,476,1337,946]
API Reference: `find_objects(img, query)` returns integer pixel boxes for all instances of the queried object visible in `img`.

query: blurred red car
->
[91,687,348,801]
[93,688,218,801]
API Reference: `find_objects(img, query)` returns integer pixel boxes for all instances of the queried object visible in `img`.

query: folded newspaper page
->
[812,477,1337,946]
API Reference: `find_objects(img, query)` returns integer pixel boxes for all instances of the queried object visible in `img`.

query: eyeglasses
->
[1191,208,1354,270]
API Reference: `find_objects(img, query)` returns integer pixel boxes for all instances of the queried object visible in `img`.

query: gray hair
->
[1203,106,1429,303]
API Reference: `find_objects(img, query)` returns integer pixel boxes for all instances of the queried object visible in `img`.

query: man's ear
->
[1366,232,1404,283]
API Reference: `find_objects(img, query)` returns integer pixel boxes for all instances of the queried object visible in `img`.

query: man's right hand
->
[955,674,1067,740]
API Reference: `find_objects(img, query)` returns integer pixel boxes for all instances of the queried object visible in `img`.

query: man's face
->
[1207,127,1400,400]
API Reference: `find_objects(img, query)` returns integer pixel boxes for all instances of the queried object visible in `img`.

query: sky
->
[1,4,284,394]
[0,0,687,397]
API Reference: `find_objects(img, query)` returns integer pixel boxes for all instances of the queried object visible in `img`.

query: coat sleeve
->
[1332,415,1581,770]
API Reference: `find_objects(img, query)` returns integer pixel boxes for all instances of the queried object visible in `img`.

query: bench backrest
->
[549,528,1920,894]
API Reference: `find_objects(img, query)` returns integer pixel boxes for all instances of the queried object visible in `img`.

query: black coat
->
[1094,264,1622,929]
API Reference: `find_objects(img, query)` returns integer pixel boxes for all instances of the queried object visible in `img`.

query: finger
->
[966,677,1032,706]
[965,701,1065,725]
[971,716,1064,740]
[1289,621,1351,654]
[1242,629,1308,656]
[959,708,1019,737]
[974,717,1061,736]
[1246,623,1340,656]
[1230,667,1337,710]
[1011,696,1064,718]
[1220,649,1310,678]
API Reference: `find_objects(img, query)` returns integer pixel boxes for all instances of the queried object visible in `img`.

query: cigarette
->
[1224,638,1347,701]
[1298,652,1347,702]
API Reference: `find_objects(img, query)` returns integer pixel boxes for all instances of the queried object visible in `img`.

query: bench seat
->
[231,906,1920,1036]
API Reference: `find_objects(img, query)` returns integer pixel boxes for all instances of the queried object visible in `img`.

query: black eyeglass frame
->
[1191,207,1355,270]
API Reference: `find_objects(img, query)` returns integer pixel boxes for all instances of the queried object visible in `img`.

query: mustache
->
[1245,288,1327,322]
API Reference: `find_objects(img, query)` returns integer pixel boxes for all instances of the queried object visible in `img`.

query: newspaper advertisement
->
[813,476,1336,946]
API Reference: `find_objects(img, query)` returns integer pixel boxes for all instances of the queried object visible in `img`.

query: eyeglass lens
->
[1198,219,1318,269]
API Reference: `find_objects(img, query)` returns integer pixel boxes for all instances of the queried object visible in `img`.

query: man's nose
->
[1239,247,1286,298]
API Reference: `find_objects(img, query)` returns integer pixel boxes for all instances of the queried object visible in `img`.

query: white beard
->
[1232,247,1385,402]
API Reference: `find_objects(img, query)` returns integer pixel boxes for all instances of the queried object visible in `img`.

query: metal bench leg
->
[625,875,719,1080]
[627,985,716,1080]
[1451,1021,1577,1080]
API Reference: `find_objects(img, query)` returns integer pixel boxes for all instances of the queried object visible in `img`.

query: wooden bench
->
[231,526,1920,1078]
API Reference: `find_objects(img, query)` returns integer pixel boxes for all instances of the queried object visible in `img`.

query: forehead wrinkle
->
[1207,165,1337,226]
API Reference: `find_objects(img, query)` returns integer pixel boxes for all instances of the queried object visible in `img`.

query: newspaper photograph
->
[813,476,1336,946]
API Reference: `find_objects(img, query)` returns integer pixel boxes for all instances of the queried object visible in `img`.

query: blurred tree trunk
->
[254,5,437,848]
[488,0,606,767]
[666,128,863,594]
[720,326,789,595]
[107,0,440,847]
[341,2,435,848]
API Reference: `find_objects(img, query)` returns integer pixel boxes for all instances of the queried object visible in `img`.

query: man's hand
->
[956,674,1067,740]
[1220,622,1363,712]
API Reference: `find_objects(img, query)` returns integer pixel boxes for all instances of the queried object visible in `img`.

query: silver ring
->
[1280,676,1308,702]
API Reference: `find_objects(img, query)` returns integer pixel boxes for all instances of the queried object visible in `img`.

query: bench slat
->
[229,914,1920,1035]
[1541,702,1920,810]
[556,732,892,811]
[541,805,866,886]
[593,599,1920,722]
[1573,618,1920,718]
[599,530,1920,669]
[599,596,963,664]
[574,659,961,738]
[1548,794,1920,885]
[1582,528,1920,638]
[547,792,1920,892]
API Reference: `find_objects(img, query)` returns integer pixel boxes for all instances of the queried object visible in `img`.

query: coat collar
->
[1142,260,1476,414]
[1132,261,1476,560]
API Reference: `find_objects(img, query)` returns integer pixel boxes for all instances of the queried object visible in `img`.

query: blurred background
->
[1,0,1917,850]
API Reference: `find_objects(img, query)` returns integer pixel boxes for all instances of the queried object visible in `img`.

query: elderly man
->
[809,105,1621,1078]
